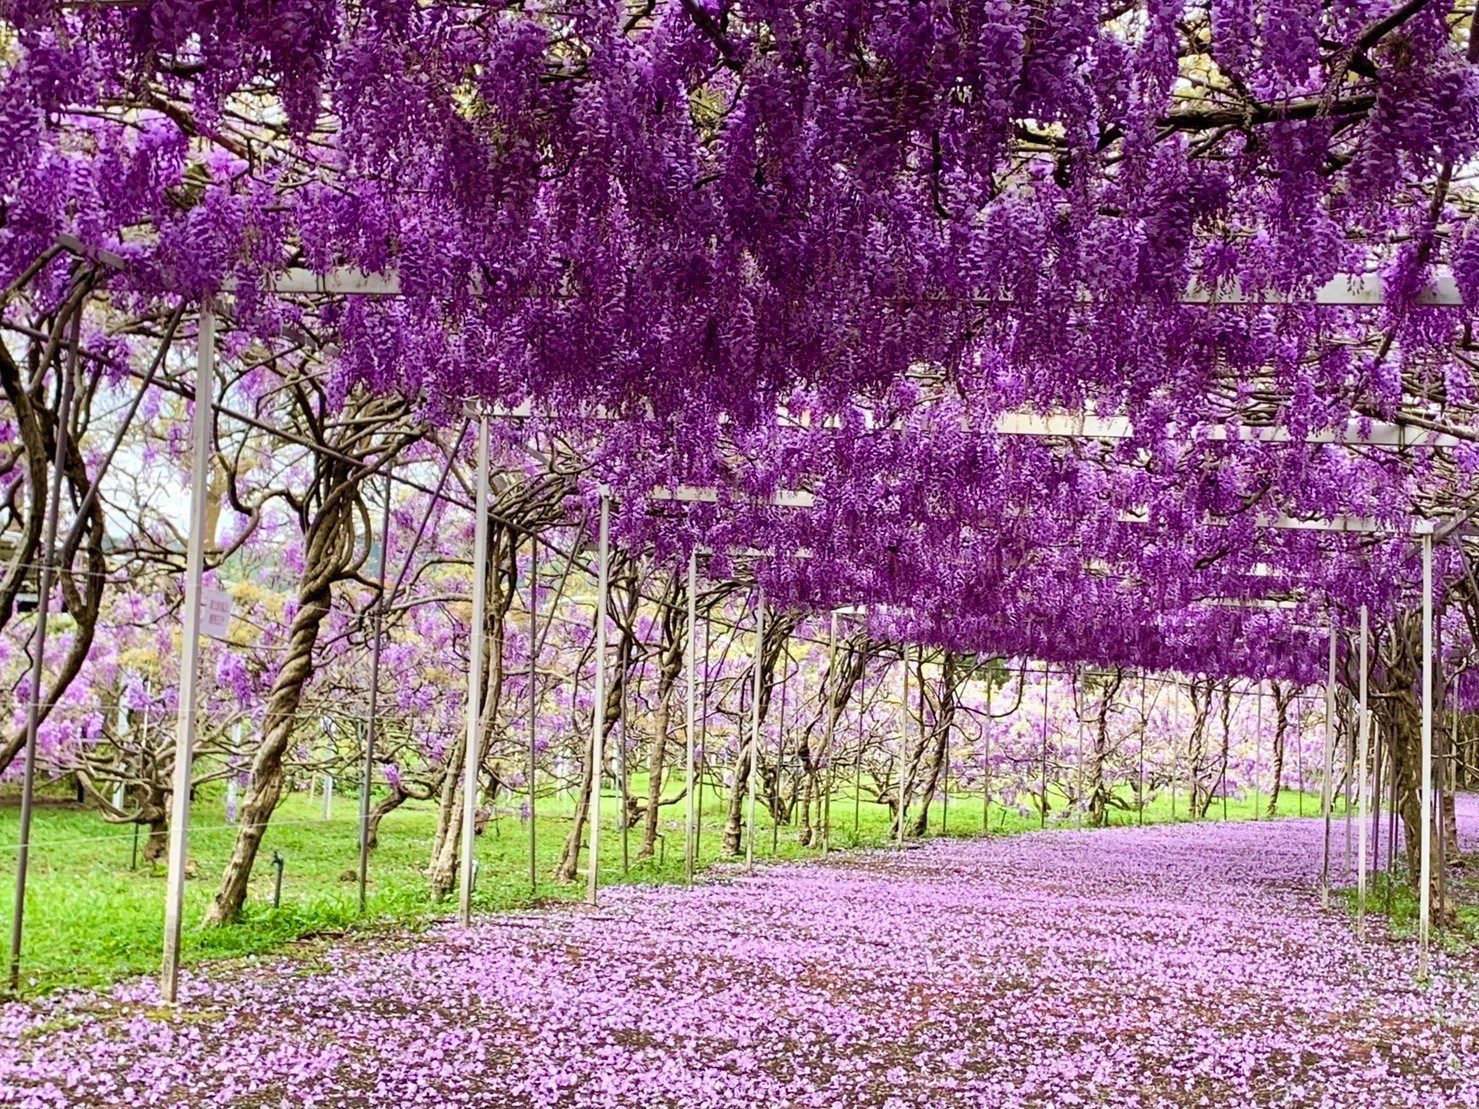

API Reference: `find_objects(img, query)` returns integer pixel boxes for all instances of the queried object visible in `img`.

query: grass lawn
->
[0,776,1325,996]
[1337,866,1479,953]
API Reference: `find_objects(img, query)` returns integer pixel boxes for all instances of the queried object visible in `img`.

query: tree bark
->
[638,572,687,860]
[555,560,638,881]
[1266,682,1292,816]
[722,609,797,855]
[205,511,351,924]
[911,652,958,836]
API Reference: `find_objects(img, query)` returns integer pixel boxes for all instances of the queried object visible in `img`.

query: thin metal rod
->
[821,611,838,855]
[1171,702,1179,824]
[528,532,538,895]
[697,605,709,861]
[941,659,950,836]
[854,660,863,840]
[381,420,471,612]
[684,551,697,883]
[159,305,214,1003]
[1320,626,1337,910]
[357,471,392,913]
[1076,669,1085,830]
[58,306,185,563]
[983,681,992,834]
[1356,605,1370,938]
[9,299,82,995]
[1419,532,1434,977]
[1253,683,1263,821]
[747,585,764,871]
[772,646,787,856]
[1219,682,1228,824]
[457,416,490,926]
[618,633,629,876]
[898,647,909,845]
[1140,676,1148,826]
[586,494,611,906]
[1039,671,1049,830]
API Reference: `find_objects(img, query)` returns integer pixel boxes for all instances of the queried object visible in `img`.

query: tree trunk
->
[366,784,410,850]
[205,569,338,924]
[911,653,957,836]
[795,633,869,847]
[427,731,467,894]
[722,609,796,854]
[1266,683,1292,816]
[204,460,364,926]
[639,574,687,859]
[556,563,638,881]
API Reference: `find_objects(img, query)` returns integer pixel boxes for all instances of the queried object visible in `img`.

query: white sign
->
[201,588,233,641]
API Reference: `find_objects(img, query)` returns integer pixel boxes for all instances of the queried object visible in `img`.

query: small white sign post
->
[201,588,233,641]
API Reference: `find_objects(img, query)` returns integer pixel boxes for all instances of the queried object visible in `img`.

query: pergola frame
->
[24,239,1460,1000]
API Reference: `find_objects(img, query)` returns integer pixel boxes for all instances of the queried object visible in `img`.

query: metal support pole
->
[528,532,538,895]
[983,684,992,834]
[458,416,490,926]
[941,659,950,836]
[773,646,787,856]
[1253,683,1263,821]
[9,298,82,995]
[1320,625,1336,910]
[1356,604,1370,939]
[159,304,213,1003]
[1139,676,1148,826]
[1419,533,1434,978]
[821,610,838,855]
[747,585,764,870]
[1171,680,1181,824]
[684,551,698,882]
[586,493,611,905]
[1039,670,1049,830]
[854,666,863,839]
[698,606,709,860]
[357,471,392,913]
[898,647,909,846]
[617,639,629,876]
[1075,669,1085,830]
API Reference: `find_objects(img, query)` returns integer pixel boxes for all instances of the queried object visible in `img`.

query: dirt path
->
[2,806,1476,1107]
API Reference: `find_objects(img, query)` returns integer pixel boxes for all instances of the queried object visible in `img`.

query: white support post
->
[747,585,764,871]
[358,473,391,912]
[114,698,130,812]
[1419,533,1434,978]
[898,648,909,847]
[1320,625,1336,910]
[586,494,611,905]
[1253,684,1262,821]
[683,550,697,884]
[458,416,490,926]
[822,610,839,854]
[1075,668,1085,830]
[1356,605,1370,939]
[527,533,538,895]
[160,304,215,1003]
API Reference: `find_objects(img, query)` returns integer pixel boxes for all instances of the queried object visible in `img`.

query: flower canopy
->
[3,0,1477,681]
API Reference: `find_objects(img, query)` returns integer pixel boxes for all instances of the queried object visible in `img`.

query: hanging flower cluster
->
[2,0,1476,421]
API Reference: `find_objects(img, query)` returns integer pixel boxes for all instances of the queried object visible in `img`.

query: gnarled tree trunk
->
[722,609,797,855]
[1266,682,1293,816]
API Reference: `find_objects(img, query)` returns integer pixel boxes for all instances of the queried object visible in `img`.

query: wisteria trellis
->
[0,0,1476,1050]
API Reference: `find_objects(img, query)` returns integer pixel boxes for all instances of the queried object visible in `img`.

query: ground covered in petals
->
[3,807,1477,1108]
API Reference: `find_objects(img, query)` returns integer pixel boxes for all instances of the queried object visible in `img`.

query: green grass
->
[1336,864,1479,953]
[0,777,1322,996]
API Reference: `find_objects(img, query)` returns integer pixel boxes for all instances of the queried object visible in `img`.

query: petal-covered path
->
[3,807,1478,1107]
